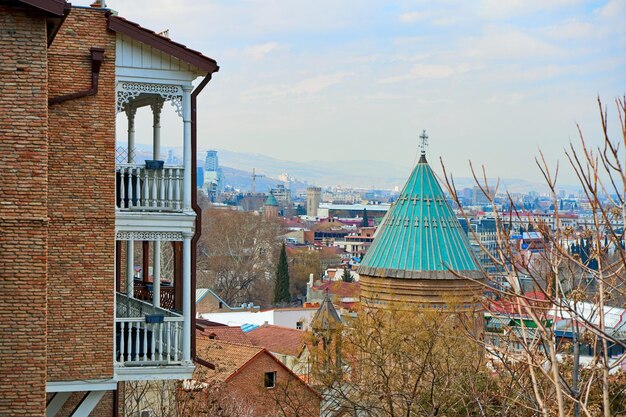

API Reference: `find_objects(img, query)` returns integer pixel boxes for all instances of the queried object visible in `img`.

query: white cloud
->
[242,42,279,61]
[399,11,431,23]
[461,27,564,60]
[595,0,625,18]
[242,72,352,101]
[478,0,583,19]
[379,63,472,84]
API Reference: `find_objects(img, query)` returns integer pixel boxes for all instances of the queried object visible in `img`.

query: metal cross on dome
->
[419,129,429,155]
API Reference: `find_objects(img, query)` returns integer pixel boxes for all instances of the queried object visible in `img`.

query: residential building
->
[196,288,260,315]
[200,307,319,330]
[247,324,311,377]
[270,183,292,208]
[192,338,321,417]
[0,1,218,414]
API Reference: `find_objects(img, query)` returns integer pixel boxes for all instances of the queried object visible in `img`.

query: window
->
[296,321,303,330]
[264,371,276,388]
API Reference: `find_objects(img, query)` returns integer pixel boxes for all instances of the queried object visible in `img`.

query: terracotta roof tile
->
[195,338,264,382]
[246,324,307,356]
[196,325,252,345]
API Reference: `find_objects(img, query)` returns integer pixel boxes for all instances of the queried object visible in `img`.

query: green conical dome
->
[358,155,479,279]
[265,194,279,206]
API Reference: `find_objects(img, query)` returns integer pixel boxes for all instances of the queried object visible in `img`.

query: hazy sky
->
[104,0,625,184]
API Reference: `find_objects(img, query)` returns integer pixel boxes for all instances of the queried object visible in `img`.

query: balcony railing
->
[134,282,176,310]
[116,293,183,367]
[115,164,184,212]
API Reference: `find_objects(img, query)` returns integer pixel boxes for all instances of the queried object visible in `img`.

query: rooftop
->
[247,324,307,356]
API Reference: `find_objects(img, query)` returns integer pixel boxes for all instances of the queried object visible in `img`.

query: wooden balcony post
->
[173,241,183,311]
[153,240,161,308]
[142,241,150,283]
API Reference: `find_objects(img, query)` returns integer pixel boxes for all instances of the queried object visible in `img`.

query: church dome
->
[357,134,484,310]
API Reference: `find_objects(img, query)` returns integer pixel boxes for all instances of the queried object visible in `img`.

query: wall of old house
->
[0,4,49,415]
[228,353,321,417]
[46,6,117,382]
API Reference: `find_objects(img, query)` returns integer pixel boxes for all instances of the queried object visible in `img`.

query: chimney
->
[90,0,107,7]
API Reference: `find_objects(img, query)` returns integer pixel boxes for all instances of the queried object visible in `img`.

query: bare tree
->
[197,208,283,307]
[440,97,626,417]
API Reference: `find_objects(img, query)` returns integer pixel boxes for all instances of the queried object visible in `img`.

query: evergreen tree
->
[341,266,353,283]
[274,242,291,304]
[360,208,369,227]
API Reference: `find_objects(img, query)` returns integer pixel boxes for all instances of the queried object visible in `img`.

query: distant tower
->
[358,131,484,313]
[205,150,218,172]
[204,150,220,201]
[306,186,321,217]
[263,194,279,219]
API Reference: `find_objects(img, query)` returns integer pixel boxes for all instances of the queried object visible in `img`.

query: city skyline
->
[108,0,626,184]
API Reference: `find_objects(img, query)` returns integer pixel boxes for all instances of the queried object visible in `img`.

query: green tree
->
[360,208,369,227]
[341,266,353,283]
[274,242,291,304]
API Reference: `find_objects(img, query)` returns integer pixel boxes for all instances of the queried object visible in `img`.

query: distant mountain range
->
[123,143,580,195]
[209,149,581,195]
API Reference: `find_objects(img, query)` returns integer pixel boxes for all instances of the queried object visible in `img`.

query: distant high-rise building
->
[204,150,222,201]
[271,184,291,207]
[306,186,322,217]
[205,150,219,172]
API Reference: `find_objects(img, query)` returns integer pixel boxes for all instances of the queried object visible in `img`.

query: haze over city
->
[109,0,626,185]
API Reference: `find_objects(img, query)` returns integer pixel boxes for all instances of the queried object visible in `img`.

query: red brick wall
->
[46,7,116,381]
[228,352,320,417]
[0,4,49,415]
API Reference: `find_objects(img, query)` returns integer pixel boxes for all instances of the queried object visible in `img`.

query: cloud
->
[399,11,431,23]
[461,27,564,60]
[242,42,279,60]
[379,63,472,84]
[595,0,625,18]
[478,0,583,19]
[242,72,352,101]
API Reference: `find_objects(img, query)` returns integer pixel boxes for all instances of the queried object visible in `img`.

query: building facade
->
[0,1,218,415]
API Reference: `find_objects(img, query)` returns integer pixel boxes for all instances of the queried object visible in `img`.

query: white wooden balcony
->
[115,164,184,212]
[115,293,194,380]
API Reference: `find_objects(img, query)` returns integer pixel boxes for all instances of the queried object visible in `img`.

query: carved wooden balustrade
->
[133,282,176,311]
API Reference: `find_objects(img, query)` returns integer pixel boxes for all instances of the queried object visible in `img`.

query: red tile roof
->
[196,339,265,383]
[196,325,252,346]
[312,281,360,298]
[246,324,307,357]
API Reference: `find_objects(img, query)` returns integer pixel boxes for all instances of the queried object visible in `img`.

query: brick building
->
[0,1,218,415]
[192,337,321,417]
